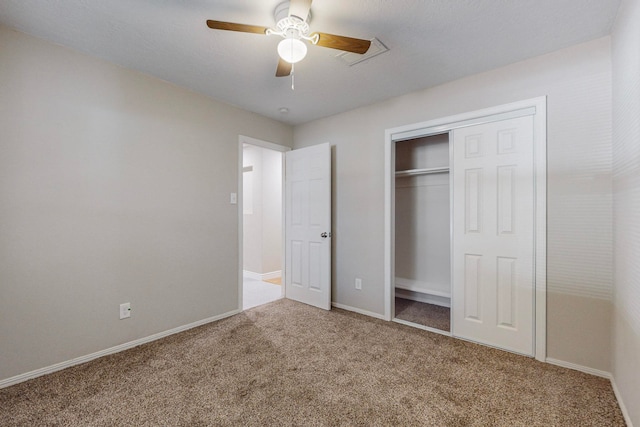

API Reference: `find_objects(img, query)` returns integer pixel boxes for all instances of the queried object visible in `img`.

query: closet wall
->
[395,134,451,306]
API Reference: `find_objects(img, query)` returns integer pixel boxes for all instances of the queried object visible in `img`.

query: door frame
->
[238,135,291,311]
[383,97,547,361]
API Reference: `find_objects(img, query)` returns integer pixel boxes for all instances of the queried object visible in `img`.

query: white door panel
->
[285,143,331,310]
[452,116,535,355]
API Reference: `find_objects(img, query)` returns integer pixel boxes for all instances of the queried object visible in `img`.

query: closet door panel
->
[452,115,534,356]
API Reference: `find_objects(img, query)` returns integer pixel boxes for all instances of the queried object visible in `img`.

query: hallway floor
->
[243,273,282,310]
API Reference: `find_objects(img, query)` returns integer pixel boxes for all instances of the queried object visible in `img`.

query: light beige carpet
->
[0,299,625,426]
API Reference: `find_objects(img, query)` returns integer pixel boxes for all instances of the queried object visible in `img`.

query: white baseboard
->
[394,277,451,298]
[0,309,241,389]
[395,288,451,308]
[534,358,634,425]
[243,270,261,280]
[260,270,282,280]
[611,376,634,427]
[243,270,281,281]
[331,302,386,320]
[545,357,611,378]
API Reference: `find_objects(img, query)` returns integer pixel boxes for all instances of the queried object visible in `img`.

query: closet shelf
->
[395,167,449,177]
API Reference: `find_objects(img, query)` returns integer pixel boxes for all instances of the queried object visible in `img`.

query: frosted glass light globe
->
[277,38,307,64]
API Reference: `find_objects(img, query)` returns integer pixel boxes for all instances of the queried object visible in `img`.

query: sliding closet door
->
[452,116,535,356]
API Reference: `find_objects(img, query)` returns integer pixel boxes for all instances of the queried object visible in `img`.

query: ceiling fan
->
[206,0,371,78]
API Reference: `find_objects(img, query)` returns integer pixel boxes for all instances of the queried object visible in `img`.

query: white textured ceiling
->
[0,0,621,125]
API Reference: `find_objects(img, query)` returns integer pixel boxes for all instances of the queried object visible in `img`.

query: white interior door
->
[285,143,331,310]
[452,116,535,355]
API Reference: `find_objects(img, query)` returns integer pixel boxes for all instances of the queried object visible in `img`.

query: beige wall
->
[0,25,292,382]
[242,145,262,273]
[242,145,282,275]
[612,0,640,424]
[294,37,613,372]
[260,148,283,273]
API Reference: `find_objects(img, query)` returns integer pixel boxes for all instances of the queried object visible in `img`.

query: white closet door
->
[452,116,535,355]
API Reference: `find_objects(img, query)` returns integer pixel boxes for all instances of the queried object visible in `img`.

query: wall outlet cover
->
[119,302,131,319]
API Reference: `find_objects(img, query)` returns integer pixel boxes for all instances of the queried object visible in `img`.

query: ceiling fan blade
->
[312,32,371,54]
[288,0,312,21]
[206,20,269,35]
[276,58,292,77]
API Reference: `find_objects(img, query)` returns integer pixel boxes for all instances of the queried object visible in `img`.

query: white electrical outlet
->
[119,302,131,319]
[355,278,362,290]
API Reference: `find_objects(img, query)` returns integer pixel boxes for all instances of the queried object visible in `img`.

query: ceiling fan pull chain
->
[290,35,295,90]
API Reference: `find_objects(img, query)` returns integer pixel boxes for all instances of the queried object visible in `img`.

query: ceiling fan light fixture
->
[277,38,307,63]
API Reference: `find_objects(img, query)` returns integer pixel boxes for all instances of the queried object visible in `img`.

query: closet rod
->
[395,167,449,177]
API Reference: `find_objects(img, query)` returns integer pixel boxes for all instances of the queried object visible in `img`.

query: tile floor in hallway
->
[243,273,282,310]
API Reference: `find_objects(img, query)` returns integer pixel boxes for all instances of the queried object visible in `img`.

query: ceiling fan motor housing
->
[266,8,319,46]
[274,1,310,23]
[270,1,318,44]
[276,16,310,39]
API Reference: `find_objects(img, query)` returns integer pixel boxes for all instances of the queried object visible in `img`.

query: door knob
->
[321,232,330,238]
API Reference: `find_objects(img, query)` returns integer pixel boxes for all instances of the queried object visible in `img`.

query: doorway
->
[394,133,451,333]
[238,138,333,312]
[239,136,289,310]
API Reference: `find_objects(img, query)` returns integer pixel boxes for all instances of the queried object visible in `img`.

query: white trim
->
[243,270,262,281]
[544,355,633,426]
[448,129,455,336]
[260,270,282,280]
[240,135,291,153]
[395,289,451,308]
[383,129,395,321]
[384,97,547,360]
[395,166,450,177]
[545,358,611,379]
[533,99,547,362]
[392,318,452,337]
[394,277,451,298]
[238,139,244,311]
[238,136,290,311]
[243,270,282,281]
[389,105,537,142]
[331,302,387,320]
[611,376,635,427]
[0,309,241,389]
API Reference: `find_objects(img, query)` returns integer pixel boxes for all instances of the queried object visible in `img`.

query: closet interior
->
[394,133,451,332]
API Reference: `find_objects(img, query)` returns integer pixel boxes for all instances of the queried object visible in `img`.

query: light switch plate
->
[230,193,237,204]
